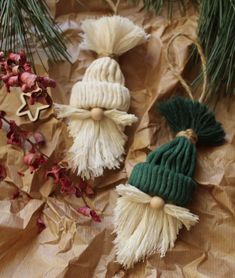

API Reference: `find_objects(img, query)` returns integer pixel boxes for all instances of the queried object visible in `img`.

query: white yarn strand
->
[113,184,199,269]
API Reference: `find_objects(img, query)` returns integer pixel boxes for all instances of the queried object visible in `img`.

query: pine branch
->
[0,0,70,71]
[131,0,198,17]
[131,0,234,97]
[196,0,235,96]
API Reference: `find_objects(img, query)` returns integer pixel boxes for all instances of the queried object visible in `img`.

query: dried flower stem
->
[0,115,49,159]
[0,112,100,221]
[76,186,89,207]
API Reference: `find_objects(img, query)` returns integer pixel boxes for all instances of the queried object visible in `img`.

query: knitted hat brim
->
[70,81,130,111]
[128,162,196,206]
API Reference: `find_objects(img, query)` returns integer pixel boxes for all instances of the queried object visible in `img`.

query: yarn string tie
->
[97,53,119,61]
[166,33,208,103]
[176,129,198,144]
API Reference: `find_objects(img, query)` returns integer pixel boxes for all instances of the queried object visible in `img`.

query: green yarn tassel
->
[129,96,225,207]
[158,97,225,145]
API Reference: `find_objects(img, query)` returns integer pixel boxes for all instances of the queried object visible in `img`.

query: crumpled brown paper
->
[0,1,234,277]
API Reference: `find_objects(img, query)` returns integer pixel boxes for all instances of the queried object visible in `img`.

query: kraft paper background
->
[0,1,234,277]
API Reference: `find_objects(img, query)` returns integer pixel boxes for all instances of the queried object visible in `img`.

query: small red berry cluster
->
[0,111,101,223]
[0,50,55,105]
[0,51,101,225]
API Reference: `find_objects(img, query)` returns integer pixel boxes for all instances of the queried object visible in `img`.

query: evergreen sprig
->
[132,0,235,97]
[131,0,198,17]
[197,0,235,96]
[0,0,70,70]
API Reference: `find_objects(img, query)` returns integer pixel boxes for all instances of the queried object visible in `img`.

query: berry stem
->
[0,115,49,159]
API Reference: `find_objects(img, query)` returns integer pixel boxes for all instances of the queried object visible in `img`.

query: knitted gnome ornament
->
[113,96,225,268]
[54,16,148,179]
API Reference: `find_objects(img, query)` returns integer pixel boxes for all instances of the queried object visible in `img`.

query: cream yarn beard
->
[113,184,199,269]
[54,16,148,179]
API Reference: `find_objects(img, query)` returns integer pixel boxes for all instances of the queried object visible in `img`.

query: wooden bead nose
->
[90,107,104,121]
[150,196,165,210]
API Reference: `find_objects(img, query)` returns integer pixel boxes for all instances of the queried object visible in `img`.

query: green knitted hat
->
[129,136,197,206]
[128,96,225,207]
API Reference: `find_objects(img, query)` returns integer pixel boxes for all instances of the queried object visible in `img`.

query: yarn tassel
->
[113,96,225,268]
[54,16,148,179]
[81,16,149,56]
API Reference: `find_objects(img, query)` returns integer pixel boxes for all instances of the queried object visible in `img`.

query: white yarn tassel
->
[113,184,199,269]
[81,16,149,56]
[54,105,137,179]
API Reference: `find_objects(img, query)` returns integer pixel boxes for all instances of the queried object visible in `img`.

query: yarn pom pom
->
[81,15,149,57]
[158,96,225,145]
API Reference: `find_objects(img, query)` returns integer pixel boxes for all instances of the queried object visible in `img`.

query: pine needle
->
[0,0,70,70]
[131,0,198,16]
[197,0,235,96]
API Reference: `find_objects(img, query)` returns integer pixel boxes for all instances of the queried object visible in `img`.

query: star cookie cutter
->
[16,92,51,122]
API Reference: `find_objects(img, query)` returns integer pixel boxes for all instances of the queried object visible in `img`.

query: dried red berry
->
[1,74,9,82]
[12,65,20,75]
[6,120,23,147]
[77,206,101,222]
[2,61,9,72]
[77,206,91,217]
[0,50,56,97]
[8,53,21,63]
[23,63,32,72]
[78,179,87,191]
[75,187,83,198]
[23,152,39,165]
[60,176,76,194]
[19,50,26,64]
[38,76,56,89]
[23,152,46,173]
[90,210,101,222]
[77,179,95,197]
[20,72,37,89]
[7,75,19,87]
[7,130,22,146]
[46,164,64,184]
[33,132,45,146]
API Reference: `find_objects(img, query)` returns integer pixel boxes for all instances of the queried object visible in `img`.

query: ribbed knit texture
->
[129,136,196,206]
[83,57,125,85]
[70,57,130,111]
[129,96,225,206]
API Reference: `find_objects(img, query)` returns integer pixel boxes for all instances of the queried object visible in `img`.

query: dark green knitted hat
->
[129,96,225,207]
[129,136,197,206]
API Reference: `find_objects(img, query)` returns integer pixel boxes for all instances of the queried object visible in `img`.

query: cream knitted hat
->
[54,16,148,179]
[70,57,130,111]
